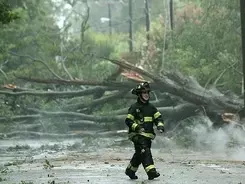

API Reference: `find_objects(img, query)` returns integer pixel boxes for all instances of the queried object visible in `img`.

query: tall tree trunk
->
[128,0,133,52]
[240,0,245,114]
[145,0,150,44]
[169,0,174,30]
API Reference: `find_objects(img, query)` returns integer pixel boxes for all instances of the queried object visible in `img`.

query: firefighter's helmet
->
[131,82,151,95]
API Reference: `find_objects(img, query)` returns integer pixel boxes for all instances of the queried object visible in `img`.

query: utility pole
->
[129,0,133,52]
[144,0,150,44]
[169,0,174,30]
[240,0,245,109]
[108,2,112,35]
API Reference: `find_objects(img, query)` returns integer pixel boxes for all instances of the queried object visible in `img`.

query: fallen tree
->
[0,108,125,123]
[0,86,112,98]
[15,57,243,112]
[15,58,244,113]
[0,56,244,139]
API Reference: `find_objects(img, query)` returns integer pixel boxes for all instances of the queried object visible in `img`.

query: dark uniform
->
[125,82,164,180]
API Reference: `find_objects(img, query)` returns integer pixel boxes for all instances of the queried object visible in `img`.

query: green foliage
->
[147,0,242,93]
[64,32,127,80]
[0,0,61,84]
[92,60,116,80]
[0,0,20,24]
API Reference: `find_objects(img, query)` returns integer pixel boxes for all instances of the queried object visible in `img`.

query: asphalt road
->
[0,138,245,184]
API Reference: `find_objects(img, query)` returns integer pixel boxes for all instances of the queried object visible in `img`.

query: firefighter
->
[125,81,165,180]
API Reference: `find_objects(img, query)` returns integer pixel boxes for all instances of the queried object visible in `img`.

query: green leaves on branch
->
[0,1,20,24]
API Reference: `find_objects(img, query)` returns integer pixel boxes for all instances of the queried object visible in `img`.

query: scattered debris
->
[4,160,25,167]
[40,144,61,152]
[43,159,54,169]
[0,167,9,174]
[220,170,226,174]
[3,84,17,89]
[7,145,30,151]
[48,174,54,177]
[113,157,121,161]
[20,181,34,184]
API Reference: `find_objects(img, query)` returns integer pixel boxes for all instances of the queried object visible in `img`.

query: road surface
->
[0,138,245,184]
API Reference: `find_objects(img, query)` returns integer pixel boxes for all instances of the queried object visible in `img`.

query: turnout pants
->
[126,135,156,174]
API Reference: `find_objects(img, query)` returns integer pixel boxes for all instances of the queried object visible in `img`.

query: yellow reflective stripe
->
[127,114,135,121]
[139,132,155,139]
[127,163,132,169]
[127,163,138,172]
[144,117,153,122]
[130,166,138,172]
[154,111,161,119]
[128,132,155,140]
[158,122,164,126]
[131,123,138,131]
[145,165,155,172]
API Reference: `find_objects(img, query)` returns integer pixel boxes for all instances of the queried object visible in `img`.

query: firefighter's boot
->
[147,169,160,180]
[125,168,138,180]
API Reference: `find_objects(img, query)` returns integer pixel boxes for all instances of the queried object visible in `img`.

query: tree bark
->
[62,90,128,111]
[17,76,136,88]
[0,87,111,97]
[0,109,125,123]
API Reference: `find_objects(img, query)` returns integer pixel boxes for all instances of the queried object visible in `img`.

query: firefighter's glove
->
[157,125,164,133]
